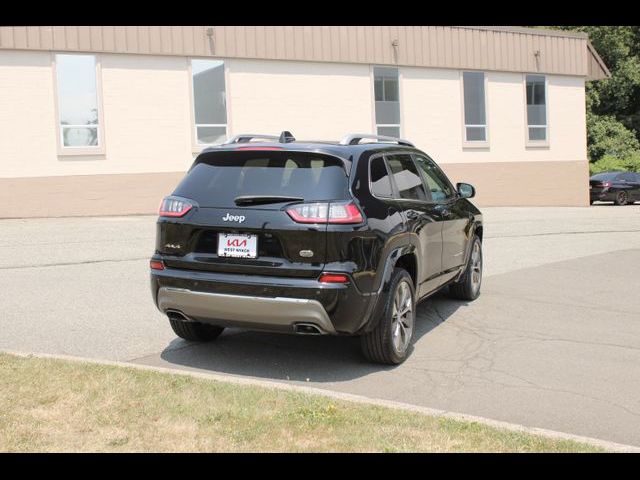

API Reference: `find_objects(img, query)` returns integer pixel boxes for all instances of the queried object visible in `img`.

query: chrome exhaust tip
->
[293,323,324,335]
[166,310,195,323]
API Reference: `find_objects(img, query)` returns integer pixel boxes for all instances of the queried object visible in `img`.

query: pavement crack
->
[0,257,149,270]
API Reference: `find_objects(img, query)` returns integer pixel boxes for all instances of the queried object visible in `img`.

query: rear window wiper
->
[234,195,304,206]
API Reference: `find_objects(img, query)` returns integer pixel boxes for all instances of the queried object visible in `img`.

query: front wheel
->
[449,235,483,301]
[361,268,416,365]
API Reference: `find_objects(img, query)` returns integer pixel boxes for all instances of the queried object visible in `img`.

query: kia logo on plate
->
[227,238,247,247]
[222,213,246,223]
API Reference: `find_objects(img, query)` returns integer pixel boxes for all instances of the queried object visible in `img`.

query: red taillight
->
[286,201,363,224]
[158,196,194,217]
[150,260,165,270]
[318,273,349,283]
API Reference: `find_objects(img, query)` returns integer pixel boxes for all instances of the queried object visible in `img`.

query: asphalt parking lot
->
[1,205,639,446]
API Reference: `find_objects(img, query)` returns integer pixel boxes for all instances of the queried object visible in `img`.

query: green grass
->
[0,352,602,452]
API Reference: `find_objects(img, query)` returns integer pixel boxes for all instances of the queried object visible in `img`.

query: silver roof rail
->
[339,133,414,147]
[222,133,281,144]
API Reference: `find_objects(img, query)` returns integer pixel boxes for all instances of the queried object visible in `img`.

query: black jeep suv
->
[150,132,483,365]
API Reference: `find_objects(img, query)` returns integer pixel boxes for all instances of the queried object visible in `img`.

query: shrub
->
[590,152,640,174]
[587,115,640,161]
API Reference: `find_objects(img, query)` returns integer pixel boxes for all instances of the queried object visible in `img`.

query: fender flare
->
[456,220,483,282]
[361,244,418,334]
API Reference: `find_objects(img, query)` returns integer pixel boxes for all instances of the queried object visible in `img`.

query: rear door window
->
[369,156,394,198]
[174,151,349,207]
[385,154,428,201]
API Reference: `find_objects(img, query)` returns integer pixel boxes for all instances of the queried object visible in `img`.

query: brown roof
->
[0,26,610,80]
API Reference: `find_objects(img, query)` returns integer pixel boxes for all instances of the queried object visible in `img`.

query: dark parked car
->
[590,171,640,205]
[150,132,483,364]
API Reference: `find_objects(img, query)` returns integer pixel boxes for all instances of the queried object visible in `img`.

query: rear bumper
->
[590,191,614,201]
[150,265,376,335]
[157,287,337,334]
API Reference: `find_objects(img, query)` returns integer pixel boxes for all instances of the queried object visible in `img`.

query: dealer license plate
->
[217,233,258,259]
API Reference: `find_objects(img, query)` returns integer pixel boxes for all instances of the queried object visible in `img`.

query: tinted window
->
[591,172,622,181]
[175,152,349,207]
[377,126,401,138]
[463,71,487,142]
[621,172,636,182]
[385,155,428,201]
[526,74,547,141]
[370,157,393,198]
[414,155,454,202]
[374,66,401,135]
[192,59,228,144]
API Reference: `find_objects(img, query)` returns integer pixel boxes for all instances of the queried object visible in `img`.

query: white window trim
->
[460,70,490,149]
[52,52,106,156]
[524,73,550,148]
[371,65,403,138]
[188,57,231,154]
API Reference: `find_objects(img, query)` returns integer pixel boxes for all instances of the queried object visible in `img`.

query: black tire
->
[169,317,224,342]
[361,268,416,365]
[614,191,629,206]
[449,235,482,301]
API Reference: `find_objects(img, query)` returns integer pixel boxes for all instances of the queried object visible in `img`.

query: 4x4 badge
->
[222,213,246,223]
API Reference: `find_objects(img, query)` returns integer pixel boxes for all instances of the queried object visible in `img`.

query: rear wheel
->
[614,191,629,206]
[361,268,415,365]
[169,317,224,342]
[449,236,482,301]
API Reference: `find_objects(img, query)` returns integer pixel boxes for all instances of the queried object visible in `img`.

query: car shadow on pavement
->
[158,290,465,383]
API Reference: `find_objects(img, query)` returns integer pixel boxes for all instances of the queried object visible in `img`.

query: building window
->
[373,67,400,138]
[462,71,487,143]
[55,54,102,151]
[526,74,547,142]
[191,59,228,146]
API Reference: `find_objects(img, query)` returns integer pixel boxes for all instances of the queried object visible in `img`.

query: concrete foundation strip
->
[3,349,639,453]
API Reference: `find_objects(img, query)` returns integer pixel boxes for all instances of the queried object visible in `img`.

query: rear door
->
[158,150,350,278]
[383,153,444,292]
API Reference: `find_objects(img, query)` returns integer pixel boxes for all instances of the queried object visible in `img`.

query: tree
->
[544,26,640,167]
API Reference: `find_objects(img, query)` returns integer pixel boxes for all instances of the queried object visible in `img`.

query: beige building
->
[0,26,610,217]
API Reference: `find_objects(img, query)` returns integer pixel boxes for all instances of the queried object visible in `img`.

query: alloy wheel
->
[470,240,482,293]
[391,281,414,354]
[617,191,628,205]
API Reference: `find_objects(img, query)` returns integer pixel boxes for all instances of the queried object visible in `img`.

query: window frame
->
[371,65,403,138]
[52,52,106,156]
[460,70,490,149]
[188,57,231,154]
[524,73,550,148]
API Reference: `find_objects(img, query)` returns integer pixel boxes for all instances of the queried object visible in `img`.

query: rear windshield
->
[591,172,622,181]
[174,151,350,207]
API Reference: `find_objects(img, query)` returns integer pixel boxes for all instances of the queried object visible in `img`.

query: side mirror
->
[457,182,475,199]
